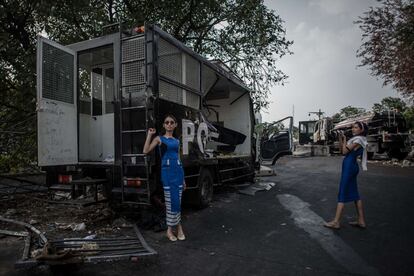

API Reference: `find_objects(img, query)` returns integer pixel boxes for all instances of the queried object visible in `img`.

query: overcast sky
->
[262,0,399,125]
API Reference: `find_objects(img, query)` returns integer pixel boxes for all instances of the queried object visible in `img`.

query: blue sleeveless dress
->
[159,136,184,226]
[338,147,364,203]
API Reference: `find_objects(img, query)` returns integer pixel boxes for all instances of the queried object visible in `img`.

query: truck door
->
[37,36,78,166]
[259,116,293,164]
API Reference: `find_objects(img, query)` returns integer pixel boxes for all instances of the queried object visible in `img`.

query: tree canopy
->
[356,0,414,99]
[332,106,366,122]
[0,0,292,172]
[372,96,407,112]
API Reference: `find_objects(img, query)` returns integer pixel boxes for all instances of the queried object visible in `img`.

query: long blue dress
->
[159,136,184,226]
[338,147,364,203]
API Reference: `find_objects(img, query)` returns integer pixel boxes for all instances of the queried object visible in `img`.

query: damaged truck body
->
[298,111,410,159]
[36,23,257,207]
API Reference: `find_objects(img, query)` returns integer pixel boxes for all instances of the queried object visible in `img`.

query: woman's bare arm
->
[143,129,161,154]
[339,136,361,155]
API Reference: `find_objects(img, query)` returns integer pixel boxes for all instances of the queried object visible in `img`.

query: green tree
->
[332,106,366,122]
[123,0,292,111]
[0,0,291,172]
[403,106,414,130]
[372,96,407,112]
[356,0,414,99]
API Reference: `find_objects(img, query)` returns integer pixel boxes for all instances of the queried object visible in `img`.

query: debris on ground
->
[238,181,276,196]
[368,158,414,167]
[0,174,159,270]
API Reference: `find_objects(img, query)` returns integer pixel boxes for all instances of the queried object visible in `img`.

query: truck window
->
[79,67,91,115]
[78,45,114,116]
[104,67,114,114]
[92,68,103,116]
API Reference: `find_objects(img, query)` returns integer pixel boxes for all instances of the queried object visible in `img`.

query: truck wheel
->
[367,152,374,160]
[387,148,408,160]
[196,168,213,208]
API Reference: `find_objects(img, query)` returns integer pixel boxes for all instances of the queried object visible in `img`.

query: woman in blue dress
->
[324,121,368,229]
[143,114,186,241]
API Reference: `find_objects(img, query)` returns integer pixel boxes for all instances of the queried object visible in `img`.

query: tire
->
[367,152,374,160]
[196,168,213,208]
[387,148,408,160]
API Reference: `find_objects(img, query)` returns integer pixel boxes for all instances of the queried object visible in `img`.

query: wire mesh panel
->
[159,80,183,105]
[186,91,200,109]
[202,64,217,94]
[184,53,200,90]
[42,43,74,104]
[122,36,145,62]
[159,38,182,83]
[122,60,145,86]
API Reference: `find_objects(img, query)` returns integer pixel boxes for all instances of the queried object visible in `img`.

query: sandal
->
[167,233,177,242]
[177,233,186,241]
[323,221,340,229]
[348,221,366,229]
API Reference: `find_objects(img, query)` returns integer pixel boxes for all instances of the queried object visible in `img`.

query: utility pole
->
[308,108,324,120]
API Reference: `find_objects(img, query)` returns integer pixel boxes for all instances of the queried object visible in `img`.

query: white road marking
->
[277,194,380,276]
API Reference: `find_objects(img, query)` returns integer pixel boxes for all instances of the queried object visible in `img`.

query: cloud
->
[262,0,397,124]
[309,0,363,16]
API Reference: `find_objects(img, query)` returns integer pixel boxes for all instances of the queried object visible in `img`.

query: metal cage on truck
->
[37,23,257,207]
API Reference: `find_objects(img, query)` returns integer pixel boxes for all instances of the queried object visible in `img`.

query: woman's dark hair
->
[163,114,177,124]
[354,121,368,136]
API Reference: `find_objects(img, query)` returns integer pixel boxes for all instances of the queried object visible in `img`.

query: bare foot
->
[166,230,177,242]
[177,225,186,241]
[323,220,340,229]
[348,221,366,229]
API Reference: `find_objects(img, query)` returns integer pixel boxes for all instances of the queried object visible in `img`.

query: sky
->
[262,0,399,125]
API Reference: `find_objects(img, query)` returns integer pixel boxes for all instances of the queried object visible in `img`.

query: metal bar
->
[52,237,140,243]
[122,153,146,157]
[83,250,155,262]
[121,34,145,42]
[22,233,31,260]
[121,106,146,111]
[0,216,47,245]
[230,90,249,105]
[121,82,147,89]
[52,241,144,248]
[159,75,202,96]
[219,166,250,173]
[133,224,157,255]
[121,130,146,134]
[54,246,147,253]
[121,57,145,64]
[121,201,151,206]
[221,172,255,183]
[0,229,29,237]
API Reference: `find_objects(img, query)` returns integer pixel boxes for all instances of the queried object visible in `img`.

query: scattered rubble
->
[238,181,276,196]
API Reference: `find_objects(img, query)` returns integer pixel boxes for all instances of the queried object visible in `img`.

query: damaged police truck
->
[37,24,257,207]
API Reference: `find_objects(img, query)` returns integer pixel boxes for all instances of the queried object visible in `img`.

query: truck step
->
[111,187,149,195]
[122,130,146,134]
[49,184,72,192]
[71,179,108,185]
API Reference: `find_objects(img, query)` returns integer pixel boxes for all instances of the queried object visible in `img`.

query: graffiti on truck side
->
[182,119,211,155]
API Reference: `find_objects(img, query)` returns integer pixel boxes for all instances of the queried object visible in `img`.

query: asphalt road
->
[2,156,414,276]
